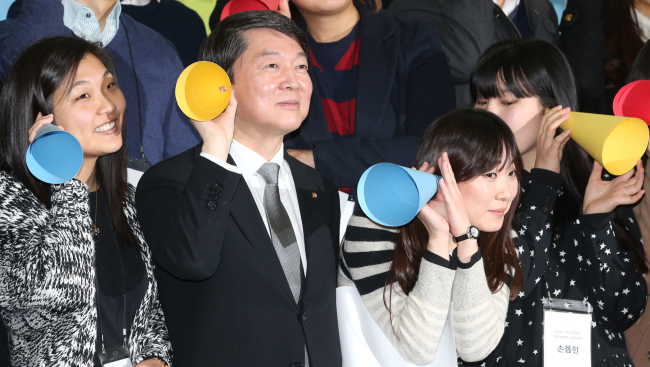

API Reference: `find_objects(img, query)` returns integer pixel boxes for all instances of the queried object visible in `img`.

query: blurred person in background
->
[282,0,455,192]
[560,0,650,114]
[389,0,559,107]
[622,39,650,367]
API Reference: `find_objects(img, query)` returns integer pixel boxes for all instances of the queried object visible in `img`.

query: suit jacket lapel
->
[286,155,328,309]
[226,155,299,308]
[355,9,400,138]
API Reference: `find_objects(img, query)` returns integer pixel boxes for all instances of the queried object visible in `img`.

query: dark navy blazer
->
[284,6,455,189]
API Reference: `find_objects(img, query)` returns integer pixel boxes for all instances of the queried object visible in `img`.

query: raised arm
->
[0,177,94,311]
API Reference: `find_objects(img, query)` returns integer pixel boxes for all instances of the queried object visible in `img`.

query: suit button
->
[303,315,307,323]
[542,206,548,212]
[207,201,217,209]
[290,364,303,367]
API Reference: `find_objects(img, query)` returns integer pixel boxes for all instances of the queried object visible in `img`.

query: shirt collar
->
[229,139,286,181]
[62,0,122,47]
[493,0,520,17]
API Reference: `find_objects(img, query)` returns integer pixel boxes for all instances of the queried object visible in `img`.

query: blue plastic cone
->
[26,124,83,184]
[357,163,441,227]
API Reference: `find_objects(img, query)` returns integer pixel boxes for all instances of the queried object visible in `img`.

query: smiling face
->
[230,28,312,140]
[474,87,545,158]
[52,54,125,160]
[457,153,519,233]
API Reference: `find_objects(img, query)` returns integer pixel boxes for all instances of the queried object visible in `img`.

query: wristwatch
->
[453,225,479,243]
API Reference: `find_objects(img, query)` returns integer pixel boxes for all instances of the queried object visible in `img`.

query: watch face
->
[469,226,479,238]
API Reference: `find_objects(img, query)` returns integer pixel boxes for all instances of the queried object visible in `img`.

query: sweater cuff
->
[529,168,564,189]
[423,249,456,270]
[452,248,482,269]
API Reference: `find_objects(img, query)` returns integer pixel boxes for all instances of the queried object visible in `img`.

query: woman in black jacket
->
[282,0,456,191]
[0,37,171,367]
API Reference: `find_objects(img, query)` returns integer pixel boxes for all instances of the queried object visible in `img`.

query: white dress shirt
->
[200,140,307,274]
[62,0,121,47]
[635,7,650,42]
[493,0,521,17]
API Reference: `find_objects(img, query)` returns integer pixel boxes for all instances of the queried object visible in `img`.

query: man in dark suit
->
[135,11,342,367]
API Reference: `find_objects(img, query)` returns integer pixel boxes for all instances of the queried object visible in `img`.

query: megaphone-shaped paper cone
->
[560,112,649,176]
[613,80,650,126]
[25,123,83,184]
[175,61,232,121]
[358,163,441,227]
[221,0,280,20]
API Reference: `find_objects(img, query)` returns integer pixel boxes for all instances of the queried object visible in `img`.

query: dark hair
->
[387,108,524,314]
[471,38,648,274]
[200,10,308,82]
[628,40,650,82]
[604,0,645,87]
[0,36,139,250]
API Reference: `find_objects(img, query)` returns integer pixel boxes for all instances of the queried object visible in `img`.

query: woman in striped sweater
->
[339,108,533,364]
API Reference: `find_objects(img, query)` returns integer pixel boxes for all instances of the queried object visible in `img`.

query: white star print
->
[533,350,538,355]
[530,250,535,257]
[598,300,604,307]
[605,249,611,255]
[577,255,583,262]
[624,258,630,262]
[629,217,634,223]
[574,239,579,246]
[519,229,525,236]
[518,291,525,298]
[622,308,628,314]
[553,289,561,296]
[545,223,550,229]
[561,258,566,263]
[592,321,597,328]
[481,363,486,367]
[515,309,523,316]
[559,250,566,256]
[570,279,576,286]
[622,271,626,276]
[535,236,541,241]
[535,277,541,284]
[518,358,525,363]
[531,205,537,210]
[622,288,630,295]
[517,339,523,346]
[591,234,596,238]
[615,292,619,296]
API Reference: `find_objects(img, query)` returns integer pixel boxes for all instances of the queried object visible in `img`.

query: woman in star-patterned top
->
[465,38,649,367]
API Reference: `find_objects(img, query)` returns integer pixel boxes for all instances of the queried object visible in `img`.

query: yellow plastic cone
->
[175,61,232,121]
[561,112,649,175]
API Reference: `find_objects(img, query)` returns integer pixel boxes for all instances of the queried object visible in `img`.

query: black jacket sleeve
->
[580,207,648,331]
[136,153,243,281]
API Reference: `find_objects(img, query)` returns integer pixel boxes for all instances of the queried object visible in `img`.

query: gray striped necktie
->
[257,162,303,303]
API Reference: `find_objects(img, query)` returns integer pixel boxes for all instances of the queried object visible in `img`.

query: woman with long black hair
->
[0,37,171,366]
[471,37,648,366]
[339,108,555,364]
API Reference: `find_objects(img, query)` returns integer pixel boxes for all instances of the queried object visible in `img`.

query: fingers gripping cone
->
[357,163,441,227]
[561,112,649,176]
[175,61,232,121]
[26,124,83,184]
[221,0,280,20]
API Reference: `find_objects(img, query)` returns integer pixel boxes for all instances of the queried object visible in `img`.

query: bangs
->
[471,61,539,102]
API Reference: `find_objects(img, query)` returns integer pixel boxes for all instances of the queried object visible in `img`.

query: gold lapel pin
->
[311,192,318,200]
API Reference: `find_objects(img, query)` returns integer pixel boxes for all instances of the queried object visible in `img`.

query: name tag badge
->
[99,346,133,367]
[543,298,592,367]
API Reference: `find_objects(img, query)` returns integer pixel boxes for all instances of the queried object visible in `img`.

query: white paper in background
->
[103,359,133,367]
[543,309,592,366]
[338,191,355,244]
[336,286,457,367]
[127,168,144,188]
